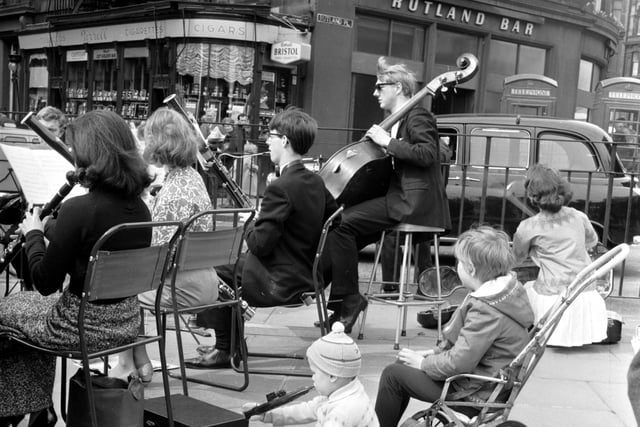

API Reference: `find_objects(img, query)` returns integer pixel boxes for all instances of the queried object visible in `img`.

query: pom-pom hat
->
[306,322,362,378]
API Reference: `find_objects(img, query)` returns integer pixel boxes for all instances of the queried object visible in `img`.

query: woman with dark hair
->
[513,163,607,347]
[0,110,152,426]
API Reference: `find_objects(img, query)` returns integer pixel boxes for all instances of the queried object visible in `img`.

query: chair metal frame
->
[144,208,254,392]
[0,220,181,427]
[412,243,630,427]
[231,206,344,378]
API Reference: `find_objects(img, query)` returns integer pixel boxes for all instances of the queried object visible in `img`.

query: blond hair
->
[454,225,514,283]
[376,57,417,97]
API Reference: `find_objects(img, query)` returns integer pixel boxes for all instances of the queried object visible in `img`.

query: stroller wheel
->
[399,409,454,427]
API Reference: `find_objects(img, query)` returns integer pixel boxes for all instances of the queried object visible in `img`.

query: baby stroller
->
[400,243,630,427]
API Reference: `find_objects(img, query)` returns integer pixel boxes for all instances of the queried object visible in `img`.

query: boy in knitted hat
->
[243,322,379,426]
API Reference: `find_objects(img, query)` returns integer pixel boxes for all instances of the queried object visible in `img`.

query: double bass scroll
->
[319,53,479,208]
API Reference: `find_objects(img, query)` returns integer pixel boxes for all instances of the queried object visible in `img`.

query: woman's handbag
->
[66,368,144,427]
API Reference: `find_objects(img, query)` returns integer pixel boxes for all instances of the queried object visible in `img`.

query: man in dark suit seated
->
[321,57,451,334]
[186,109,339,368]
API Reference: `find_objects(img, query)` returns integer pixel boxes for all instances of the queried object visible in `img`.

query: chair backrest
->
[175,208,255,271]
[84,221,182,302]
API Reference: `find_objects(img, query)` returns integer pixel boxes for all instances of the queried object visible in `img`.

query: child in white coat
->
[243,322,379,426]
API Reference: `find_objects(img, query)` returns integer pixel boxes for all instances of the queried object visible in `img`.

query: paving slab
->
[37,250,640,427]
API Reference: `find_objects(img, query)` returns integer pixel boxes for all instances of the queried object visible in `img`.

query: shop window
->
[121,47,150,121]
[65,49,88,117]
[92,48,118,112]
[486,40,547,114]
[28,53,48,112]
[435,30,479,68]
[391,22,424,60]
[518,45,545,74]
[574,106,589,121]
[356,15,389,56]
[578,59,599,92]
[356,14,425,61]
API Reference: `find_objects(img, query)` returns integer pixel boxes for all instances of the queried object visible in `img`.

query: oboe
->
[20,112,74,165]
[163,94,255,210]
[0,171,78,272]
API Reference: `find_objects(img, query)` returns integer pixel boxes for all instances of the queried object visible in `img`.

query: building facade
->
[0,0,624,159]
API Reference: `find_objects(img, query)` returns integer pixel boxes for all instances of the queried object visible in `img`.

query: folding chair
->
[231,205,344,378]
[402,243,629,427]
[0,220,181,427]
[144,208,254,392]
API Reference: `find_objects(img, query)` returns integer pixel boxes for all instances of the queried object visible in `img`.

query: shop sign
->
[510,88,551,97]
[19,18,308,49]
[93,48,117,61]
[390,0,535,36]
[316,13,354,28]
[271,41,310,64]
[608,91,640,100]
[66,49,88,62]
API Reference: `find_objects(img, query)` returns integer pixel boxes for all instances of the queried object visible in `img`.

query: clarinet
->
[0,171,78,273]
[163,94,255,210]
[21,112,74,165]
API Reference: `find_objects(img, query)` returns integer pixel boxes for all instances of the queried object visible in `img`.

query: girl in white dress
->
[513,164,608,347]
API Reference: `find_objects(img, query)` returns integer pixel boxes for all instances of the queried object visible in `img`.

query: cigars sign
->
[390,0,536,36]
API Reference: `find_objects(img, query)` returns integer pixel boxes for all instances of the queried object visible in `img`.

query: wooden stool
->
[357,223,446,349]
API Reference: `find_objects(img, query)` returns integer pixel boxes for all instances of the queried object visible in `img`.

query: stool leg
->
[400,232,413,337]
[434,233,443,344]
[358,231,386,340]
[394,231,411,350]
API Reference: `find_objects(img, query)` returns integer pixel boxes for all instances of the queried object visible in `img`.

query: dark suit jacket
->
[386,106,451,231]
[242,160,338,306]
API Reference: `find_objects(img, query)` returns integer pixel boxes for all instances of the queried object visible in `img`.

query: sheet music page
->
[0,144,81,205]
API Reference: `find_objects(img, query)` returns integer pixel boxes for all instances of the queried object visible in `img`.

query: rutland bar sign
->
[271,40,311,65]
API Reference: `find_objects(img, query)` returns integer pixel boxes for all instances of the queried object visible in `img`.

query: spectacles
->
[268,132,286,139]
[374,82,396,91]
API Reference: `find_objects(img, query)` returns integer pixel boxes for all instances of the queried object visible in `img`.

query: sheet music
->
[0,143,83,205]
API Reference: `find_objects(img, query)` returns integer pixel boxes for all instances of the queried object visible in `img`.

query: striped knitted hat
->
[306,322,362,378]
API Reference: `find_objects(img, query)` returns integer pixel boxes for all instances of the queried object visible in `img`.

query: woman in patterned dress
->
[109,107,220,382]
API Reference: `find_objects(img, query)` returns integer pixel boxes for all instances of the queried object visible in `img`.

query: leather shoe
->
[196,345,215,355]
[338,294,368,334]
[184,349,231,369]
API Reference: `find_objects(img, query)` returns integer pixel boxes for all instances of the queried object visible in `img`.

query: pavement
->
[44,245,640,427]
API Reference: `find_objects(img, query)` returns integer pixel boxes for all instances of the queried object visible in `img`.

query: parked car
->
[437,114,640,246]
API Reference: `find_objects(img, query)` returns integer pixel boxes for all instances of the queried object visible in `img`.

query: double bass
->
[319,53,479,207]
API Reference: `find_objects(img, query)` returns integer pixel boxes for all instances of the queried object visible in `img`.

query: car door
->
[444,125,531,237]
[534,130,640,245]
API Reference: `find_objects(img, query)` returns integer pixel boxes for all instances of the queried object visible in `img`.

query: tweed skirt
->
[0,288,140,417]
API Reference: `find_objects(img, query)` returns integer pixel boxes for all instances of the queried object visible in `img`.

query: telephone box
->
[592,77,640,170]
[500,74,558,116]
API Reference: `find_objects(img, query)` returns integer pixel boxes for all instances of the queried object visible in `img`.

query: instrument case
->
[144,395,247,427]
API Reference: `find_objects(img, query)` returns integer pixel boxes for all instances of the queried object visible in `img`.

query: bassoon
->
[21,111,74,164]
[163,94,255,210]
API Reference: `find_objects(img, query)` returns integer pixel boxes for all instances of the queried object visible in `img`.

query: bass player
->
[321,57,451,334]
